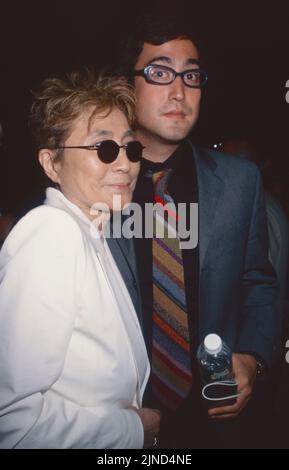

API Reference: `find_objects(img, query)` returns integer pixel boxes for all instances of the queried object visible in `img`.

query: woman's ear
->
[38,149,61,184]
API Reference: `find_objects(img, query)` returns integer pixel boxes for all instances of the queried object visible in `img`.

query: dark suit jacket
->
[193,144,279,367]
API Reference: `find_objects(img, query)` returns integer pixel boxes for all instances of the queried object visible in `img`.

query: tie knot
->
[152,169,172,194]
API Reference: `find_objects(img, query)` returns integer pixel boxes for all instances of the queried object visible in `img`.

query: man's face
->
[134,39,201,146]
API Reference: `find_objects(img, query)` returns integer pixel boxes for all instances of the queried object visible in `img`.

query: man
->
[116,18,279,448]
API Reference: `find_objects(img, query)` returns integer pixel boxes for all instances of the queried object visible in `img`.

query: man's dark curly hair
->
[114,9,204,82]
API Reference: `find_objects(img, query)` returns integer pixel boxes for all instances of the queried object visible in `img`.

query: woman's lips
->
[107,183,131,191]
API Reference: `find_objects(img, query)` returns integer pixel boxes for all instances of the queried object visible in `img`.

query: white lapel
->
[44,188,150,406]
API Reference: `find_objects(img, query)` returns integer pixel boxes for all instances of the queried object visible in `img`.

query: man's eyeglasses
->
[50,140,145,164]
[134,64,208,88]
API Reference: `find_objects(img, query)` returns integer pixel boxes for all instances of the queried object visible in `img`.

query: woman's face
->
[52,107,140,218]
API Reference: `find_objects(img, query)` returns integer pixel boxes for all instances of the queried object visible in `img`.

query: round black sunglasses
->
[47,140,145,164]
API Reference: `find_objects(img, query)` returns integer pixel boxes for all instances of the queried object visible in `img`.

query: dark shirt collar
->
[141,140,192,177]
[134,139,197,205]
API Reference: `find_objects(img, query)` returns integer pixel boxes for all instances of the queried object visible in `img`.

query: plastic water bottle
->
[197,334,234,385]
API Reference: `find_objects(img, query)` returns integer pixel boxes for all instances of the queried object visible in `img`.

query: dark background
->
[0,0,289,448]
[0,0,289,215]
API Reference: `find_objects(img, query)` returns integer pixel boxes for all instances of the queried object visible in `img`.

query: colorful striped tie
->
[151,169,192,410]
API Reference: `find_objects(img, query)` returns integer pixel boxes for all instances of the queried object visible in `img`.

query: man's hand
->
[208,353,257,419]
[129,406,161,448]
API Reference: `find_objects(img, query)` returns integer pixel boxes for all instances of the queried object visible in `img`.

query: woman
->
[0,72,160,448]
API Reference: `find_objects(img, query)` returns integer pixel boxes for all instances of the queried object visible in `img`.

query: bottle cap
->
[204,334,222,355]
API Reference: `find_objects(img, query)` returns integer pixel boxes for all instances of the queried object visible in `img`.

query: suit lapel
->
[106,235,144,330]
[192,145,224,269]
[106,236,137,284]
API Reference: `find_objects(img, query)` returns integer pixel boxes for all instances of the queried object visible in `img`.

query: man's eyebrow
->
[144,56,172,66]
[186,58,200,66]
[144,56,200,67]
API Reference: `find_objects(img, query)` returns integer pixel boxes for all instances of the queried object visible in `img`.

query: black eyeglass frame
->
[45,139,145,163]
[134,63,208,88]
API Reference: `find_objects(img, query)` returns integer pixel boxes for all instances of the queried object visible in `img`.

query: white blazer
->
[0,188,150,449]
